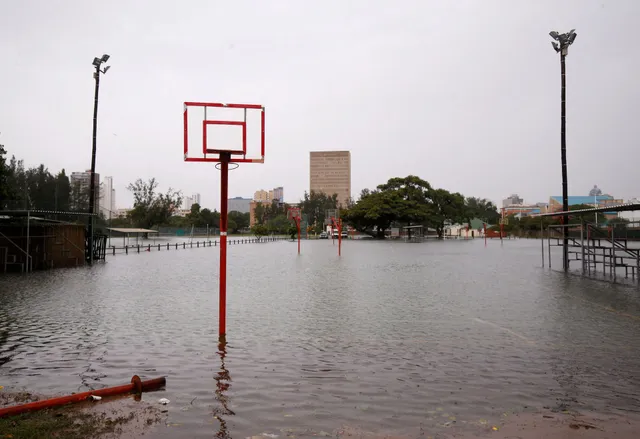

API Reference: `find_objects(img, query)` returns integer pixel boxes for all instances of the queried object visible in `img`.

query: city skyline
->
[2,1,639,212]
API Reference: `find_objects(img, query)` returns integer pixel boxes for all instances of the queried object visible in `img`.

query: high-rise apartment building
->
[254,190,271,202]
[273,187,284,202]
[309,151,351,207]
[70,170,100,212]
[99,176,116,218]
[183,193,202,211]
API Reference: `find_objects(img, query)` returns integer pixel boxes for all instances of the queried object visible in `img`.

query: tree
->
[268,214,290,234]
[341,190,397,238]
[253,202,266,225]
[251,223,268,240]
[427,189,466,238]
[0,144,11,209]
[298,190,339,233]
[228,211,249,232]
[127,178,182,229]
[465,197,500,225]
[376,175,432,225]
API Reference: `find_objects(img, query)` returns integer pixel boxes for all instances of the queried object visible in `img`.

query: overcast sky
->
[1,0,638,210]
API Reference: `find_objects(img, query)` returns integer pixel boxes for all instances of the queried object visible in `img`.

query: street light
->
[87,53,111,265]
[550,29,577,272]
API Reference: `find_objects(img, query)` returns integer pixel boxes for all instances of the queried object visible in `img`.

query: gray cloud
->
[1,0,637,209]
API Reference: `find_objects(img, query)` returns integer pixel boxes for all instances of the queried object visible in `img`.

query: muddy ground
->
[0,390,166,439]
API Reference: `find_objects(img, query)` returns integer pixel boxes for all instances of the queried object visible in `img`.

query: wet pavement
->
[1,238,639,438]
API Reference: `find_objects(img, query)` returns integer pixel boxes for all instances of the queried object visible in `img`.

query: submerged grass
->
[0,391,162,439]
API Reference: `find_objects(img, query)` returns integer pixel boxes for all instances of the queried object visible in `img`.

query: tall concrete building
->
[309,151,351,207]
[70,170,100,212]
[273,187,284,202]
[99,176,116,218]
[228,197,252,214]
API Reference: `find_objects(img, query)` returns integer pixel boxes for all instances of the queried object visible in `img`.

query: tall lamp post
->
[550,29,577,272]
[87,54,111,265]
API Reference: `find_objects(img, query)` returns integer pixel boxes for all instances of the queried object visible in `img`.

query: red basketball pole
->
[484,223,487,246]
[296,217,301,255]
[338,219,342,256]
[219,152,230,339]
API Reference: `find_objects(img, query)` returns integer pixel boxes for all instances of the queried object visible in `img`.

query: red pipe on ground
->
[0,375,166,418]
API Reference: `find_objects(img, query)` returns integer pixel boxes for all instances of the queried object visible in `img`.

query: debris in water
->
[158,398,170,405]
[89,395,102,401]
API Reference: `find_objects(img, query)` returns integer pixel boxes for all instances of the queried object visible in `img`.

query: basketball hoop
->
[215,162,239,171]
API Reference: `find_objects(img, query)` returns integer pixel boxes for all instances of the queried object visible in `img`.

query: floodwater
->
[1,238,640,438]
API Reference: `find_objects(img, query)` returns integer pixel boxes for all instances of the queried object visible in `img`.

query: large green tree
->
[298,190,339,233]
[427,189,466,238]
[228,211,250,232]
[127,178,182,229]
[465,197,500,225]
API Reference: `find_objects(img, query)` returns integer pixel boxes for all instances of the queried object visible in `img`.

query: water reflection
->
[213,338,234,439]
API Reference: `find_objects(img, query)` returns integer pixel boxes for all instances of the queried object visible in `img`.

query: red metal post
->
[338,219,342,256]
[484,223,487,246]
[297,217,301,255]
[219,153,230,338]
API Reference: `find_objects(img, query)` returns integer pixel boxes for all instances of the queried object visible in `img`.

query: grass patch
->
[0,392,162,439]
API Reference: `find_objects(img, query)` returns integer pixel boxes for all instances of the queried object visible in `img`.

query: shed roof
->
[106,228,159,234]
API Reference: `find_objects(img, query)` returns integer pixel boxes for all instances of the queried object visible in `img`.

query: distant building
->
[70,170,100,213]
[249,200,270,226]
[183,193,201,211]
[253,189,271,202]
[273,187,284,202]
[310,151,351,207]
[502,194,523,208]
[116,208,131,218]
[589,185,603,197]
[503,205,545,217]
[99,176,116,218]
[548,195,623,220]
[228,197,251,214]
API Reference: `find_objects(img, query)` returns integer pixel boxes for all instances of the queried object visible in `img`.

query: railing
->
[106,236,286,256]
[547,223,640,284]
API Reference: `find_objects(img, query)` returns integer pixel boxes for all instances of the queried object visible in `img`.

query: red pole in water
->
[297,217,301,255]
[484,223,487,246]
[338,219,342,256]
[219,153,230,338]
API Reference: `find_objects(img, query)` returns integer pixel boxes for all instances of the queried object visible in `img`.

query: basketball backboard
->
[183,102,265,163]
[325,209,339,225]
[287,207,301,221]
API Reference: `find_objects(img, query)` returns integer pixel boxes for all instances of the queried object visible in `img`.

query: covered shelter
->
[401,225,426,242]
[106,227,159,247]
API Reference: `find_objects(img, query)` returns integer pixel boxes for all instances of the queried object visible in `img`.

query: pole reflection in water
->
[213,338,234,439]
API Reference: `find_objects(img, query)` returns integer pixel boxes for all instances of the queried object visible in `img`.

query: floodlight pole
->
[219,152,230,340]
[88,54,110,265]
[550,29,577,272]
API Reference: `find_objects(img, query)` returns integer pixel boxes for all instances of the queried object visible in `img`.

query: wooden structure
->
[0,222,87,273]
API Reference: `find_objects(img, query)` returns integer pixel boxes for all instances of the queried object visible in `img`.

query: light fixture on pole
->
[87,53,111,265]
[550,29,577,272]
